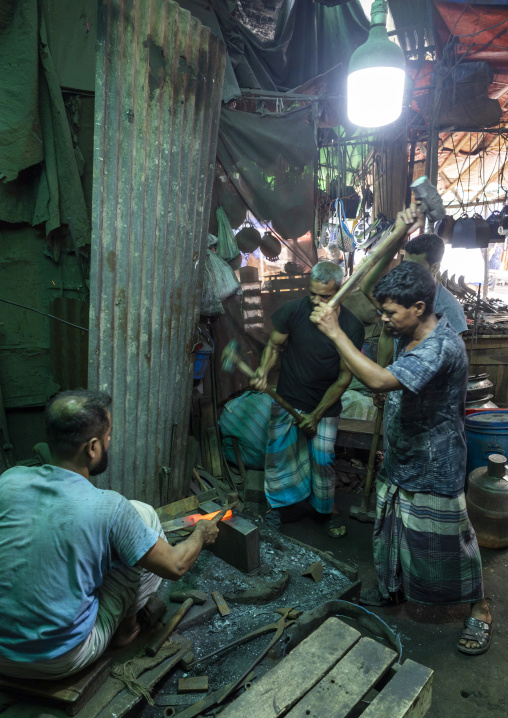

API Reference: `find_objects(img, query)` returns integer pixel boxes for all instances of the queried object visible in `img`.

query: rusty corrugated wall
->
[89,0,225,504]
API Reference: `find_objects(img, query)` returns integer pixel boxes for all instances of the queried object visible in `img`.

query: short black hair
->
[45,389,112,458]
[405,233,445,266]
[373,262,436,317]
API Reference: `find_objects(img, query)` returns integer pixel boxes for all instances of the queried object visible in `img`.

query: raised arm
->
[359,203,424,307]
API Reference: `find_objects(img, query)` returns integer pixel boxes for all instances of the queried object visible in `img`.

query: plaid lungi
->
[373,470,484,604]
[264,401,339,514]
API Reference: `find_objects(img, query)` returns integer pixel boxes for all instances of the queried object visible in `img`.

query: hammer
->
[221,340,303,425]
[145,597,195,657]
[326,176,445,310]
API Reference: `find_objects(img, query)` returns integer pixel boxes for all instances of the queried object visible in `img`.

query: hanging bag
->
[335,199,355,253]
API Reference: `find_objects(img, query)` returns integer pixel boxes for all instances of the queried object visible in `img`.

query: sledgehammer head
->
[221,339,241,374]
[410,175,446,223]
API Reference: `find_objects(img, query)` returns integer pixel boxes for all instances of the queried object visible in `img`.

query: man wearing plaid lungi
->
[251,261,364,536]
[311,205,492,656]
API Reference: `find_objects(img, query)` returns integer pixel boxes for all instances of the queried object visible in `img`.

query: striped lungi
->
[264,401,339,514]
[373,470,484,604]
[0,501,165,680]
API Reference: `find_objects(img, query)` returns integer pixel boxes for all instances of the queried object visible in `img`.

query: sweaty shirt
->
[0,465,159,661]
[272,296,365,416]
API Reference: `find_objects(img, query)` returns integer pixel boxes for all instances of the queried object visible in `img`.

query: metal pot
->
[467,373,494,403]
[236,226,261,254]
[472,213,490,248]
[259,232,282,260]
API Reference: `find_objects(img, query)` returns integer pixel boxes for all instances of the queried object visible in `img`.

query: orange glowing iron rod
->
[180,509,233,527]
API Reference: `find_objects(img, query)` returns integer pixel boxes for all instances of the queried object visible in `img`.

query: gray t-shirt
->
[384,317,468,495]
[434,282,467,334]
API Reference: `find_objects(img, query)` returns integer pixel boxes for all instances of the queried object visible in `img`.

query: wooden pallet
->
[220,617,432,718]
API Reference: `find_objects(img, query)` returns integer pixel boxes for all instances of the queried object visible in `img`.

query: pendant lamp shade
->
[347,0,406,127]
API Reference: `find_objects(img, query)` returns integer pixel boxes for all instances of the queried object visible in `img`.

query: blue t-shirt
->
[384,317,468,495]
[0,465,159,661]
[434,282,467,334]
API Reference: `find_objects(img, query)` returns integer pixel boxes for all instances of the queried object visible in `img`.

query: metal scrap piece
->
[224,571,290,604]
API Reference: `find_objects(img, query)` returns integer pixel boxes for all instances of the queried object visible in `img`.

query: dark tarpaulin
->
[0,0,90,245]
[177,0,368,100]
[217,105,317,257]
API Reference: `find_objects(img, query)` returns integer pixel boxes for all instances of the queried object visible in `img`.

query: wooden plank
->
[219,618,361,718]
[286,637,396,718]
[0,656,111,716]
[362,659,433,718]
[156,496,199,520]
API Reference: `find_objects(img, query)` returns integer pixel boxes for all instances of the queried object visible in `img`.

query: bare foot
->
[111,614,142,648]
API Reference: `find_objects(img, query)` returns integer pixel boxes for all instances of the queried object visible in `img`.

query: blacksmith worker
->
[360,229,467,372]
[0,390,219,679]
[250,262,364,536]
[310,206,492,656]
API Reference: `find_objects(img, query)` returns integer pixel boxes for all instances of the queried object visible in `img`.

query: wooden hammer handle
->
[237,360,303,424]
[145,597,193,657]
[326,222,407,309]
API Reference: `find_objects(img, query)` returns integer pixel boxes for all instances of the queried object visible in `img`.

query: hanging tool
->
[221,340,303,425]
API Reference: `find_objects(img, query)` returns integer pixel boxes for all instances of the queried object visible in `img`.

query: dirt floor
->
[280,488,508,718]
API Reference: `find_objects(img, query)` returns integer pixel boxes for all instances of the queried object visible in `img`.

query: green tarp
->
[0,0,90,245]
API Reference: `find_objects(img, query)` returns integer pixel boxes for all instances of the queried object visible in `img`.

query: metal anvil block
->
[198,500,260,574]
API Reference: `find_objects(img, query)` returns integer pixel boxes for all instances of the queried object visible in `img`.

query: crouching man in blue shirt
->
[0,390,219,679]
[311,243,493,656]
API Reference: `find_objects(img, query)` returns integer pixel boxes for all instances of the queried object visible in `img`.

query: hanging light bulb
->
[347,0,406,127]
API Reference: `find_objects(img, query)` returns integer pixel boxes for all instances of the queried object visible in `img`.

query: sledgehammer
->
[221,340,303,425]
[325,176,446,310]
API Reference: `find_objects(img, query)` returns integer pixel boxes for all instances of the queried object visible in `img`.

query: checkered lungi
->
[264,401,339,514]
[373,469,484,604]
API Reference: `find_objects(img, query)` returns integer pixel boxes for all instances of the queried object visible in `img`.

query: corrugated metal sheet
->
[89,0,226,504]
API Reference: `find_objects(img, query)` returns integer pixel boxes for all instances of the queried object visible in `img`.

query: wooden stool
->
[0,656,111,716]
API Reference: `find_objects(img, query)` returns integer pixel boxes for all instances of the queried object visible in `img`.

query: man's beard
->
[90,441,109,476]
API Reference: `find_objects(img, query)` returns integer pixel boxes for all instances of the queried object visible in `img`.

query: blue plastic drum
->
[465,411,508,476]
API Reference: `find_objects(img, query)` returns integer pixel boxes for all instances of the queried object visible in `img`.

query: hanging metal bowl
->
[434,215,455,241]
[472,213,490,248]
[235,226,261,254]
[259,231,282,260]
[451,214,476,249]
[487,210,504,242]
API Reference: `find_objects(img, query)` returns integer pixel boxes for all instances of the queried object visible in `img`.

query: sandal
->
[359,587,406,607]
[457,616,493,656]
[326,515,348,538]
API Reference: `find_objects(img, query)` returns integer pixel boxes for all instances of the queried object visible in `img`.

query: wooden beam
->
[439,169,463,203]
[438,131,473,173]
[468,155,508,204]
[443,134,508,196]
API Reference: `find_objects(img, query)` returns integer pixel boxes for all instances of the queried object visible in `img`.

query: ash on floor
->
[132,529,351,717]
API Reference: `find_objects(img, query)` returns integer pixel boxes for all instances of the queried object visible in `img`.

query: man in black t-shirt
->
[251,262,364,534]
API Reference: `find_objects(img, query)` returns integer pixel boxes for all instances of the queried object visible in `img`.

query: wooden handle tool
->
[145,597,193,657]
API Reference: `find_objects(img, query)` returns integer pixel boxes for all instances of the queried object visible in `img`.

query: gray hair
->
[311,261,343,289]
